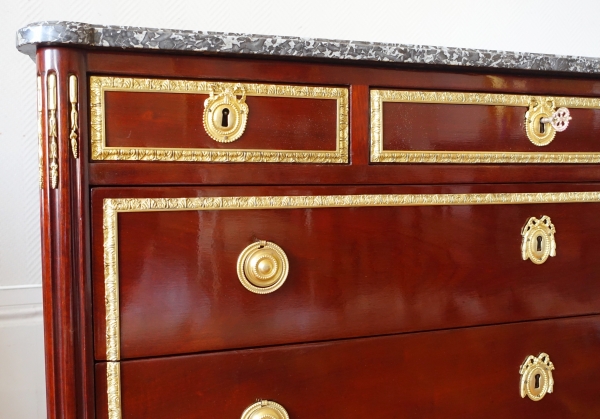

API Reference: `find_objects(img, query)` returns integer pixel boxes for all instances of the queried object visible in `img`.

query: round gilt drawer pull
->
[237,240,289,294]
[525,98,572,146]
[520,353,555,401]
[521,215,556,265]
[203,83,249,143]
[241,400,289,419]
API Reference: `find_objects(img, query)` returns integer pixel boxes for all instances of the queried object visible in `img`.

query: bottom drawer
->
[96,315,600,418]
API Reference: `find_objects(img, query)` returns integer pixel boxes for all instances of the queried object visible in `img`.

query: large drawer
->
[92,184,600,361]
[371,89,600,163]
[95,315,600,418]
[90,76,349,164]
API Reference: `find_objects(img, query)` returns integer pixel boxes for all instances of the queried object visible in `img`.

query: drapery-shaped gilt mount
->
[47,73,58,189]
[69,75,79,158]
[521,215,556,264]
[520,353,555,401]
[203,83,249,143]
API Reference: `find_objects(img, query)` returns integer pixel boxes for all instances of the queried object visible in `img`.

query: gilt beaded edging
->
[370,89,600,164]
[90,76,349,164]
[103,190,600,417]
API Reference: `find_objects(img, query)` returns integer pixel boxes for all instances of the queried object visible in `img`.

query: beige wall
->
[2,1,599,417]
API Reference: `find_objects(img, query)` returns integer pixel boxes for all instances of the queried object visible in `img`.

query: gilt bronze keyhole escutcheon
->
[520,353,555,401]
[521,215,556,264]
[525,98,571,146]
[203,83,249,143]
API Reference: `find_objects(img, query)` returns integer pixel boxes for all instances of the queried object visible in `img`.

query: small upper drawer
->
[371,89,600,164]
[90,76,348,164]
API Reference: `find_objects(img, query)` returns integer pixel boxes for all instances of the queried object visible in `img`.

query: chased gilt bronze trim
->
[104,198,121,362]
[107,362,122,419]
[47,73,58,188]
[37,76,43,189]
[90,76,349,163]
[69,75,79,158]
[370,89,600,163]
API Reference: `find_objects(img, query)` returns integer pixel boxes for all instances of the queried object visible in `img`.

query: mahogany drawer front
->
[95,315,600,419]
[371,89,600,164]
[92,184,600,361]
[90,76,349,164]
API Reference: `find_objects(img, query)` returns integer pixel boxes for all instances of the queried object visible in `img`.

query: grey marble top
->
[16,21,600,74]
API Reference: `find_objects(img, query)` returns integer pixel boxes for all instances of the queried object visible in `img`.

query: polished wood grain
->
[37,47,95,419]
[92,184,600,360]
[89,161,600,186]
[382,103,600,153]
[104,91,338,150]
[350,84,370,165]
[95,315,600,419]
[32,43,600,419]
[82,49,600,187]
[37,53,56,419]
[87,50,600,96]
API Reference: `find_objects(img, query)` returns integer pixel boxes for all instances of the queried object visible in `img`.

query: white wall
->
[2,1,600,417]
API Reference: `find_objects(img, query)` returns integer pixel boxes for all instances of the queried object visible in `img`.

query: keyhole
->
[539,120,545,134]
[536,236,543,252]
[534,374,541,389]
[221,108,230,127]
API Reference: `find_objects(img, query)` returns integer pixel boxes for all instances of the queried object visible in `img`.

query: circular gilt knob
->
[237,241,289,294]
[241,400,289,419]
[541,107,571,132]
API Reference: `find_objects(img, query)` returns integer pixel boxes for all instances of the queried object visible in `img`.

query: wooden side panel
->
[95,315,600,419]
[37,47,94,419]
[92,184,600,360]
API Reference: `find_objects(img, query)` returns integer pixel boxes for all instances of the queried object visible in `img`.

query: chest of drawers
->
[17,21,600,419]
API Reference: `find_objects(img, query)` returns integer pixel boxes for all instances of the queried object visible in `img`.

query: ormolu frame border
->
[90,76,349,163]
[103,190,600,419]
[370,89,600,163]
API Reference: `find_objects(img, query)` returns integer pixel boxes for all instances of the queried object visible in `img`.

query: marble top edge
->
[16,21,600,74]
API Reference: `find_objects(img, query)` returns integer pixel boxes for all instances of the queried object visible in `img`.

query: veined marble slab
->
[16,21,600,73]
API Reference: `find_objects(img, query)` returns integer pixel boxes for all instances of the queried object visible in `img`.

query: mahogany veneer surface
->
[26,39,600,419]
[92,184,600,360]
[382,103,600,153]
[95,315,600,419]
[104,91,338,151]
